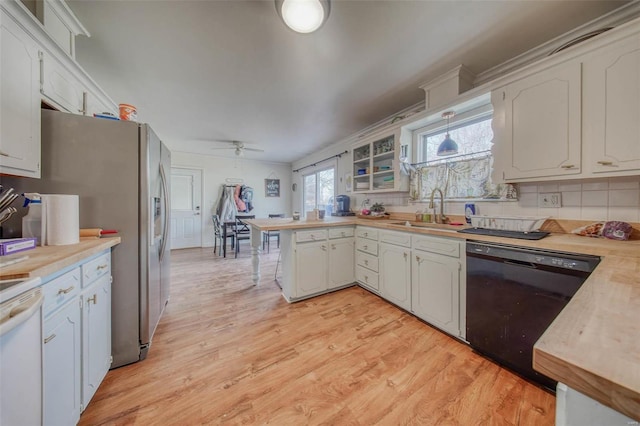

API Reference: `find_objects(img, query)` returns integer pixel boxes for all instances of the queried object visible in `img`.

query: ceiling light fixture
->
[276,0,330,34]
[437,111,458,157]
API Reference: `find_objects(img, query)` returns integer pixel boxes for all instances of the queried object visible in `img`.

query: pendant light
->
[437,111,458,156]
[276,0,330,34]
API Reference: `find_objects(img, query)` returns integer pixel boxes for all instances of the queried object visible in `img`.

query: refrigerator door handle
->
[159,162,170,262]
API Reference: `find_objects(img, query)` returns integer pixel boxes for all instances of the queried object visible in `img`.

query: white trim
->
[39,0,90,37]
[474,1,640,86]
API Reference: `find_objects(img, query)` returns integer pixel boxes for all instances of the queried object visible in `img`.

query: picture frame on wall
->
[265,178,280,197]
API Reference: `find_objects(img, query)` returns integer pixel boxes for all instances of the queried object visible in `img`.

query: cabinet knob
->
[561,164,576,169]
[404,252,408,259]
[331,244,336,250]
[364,275,368,282]
[364,259,369,265]
[363,245,368,250]
[57,285,75,295]
[97,264,108,270]
[416,255,421,263]
[321,245,326,251]
[597,160,615,166]
[44,333,56,344]
[87,294,97,305]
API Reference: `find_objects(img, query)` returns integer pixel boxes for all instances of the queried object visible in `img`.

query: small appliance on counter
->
[332,194,355,216]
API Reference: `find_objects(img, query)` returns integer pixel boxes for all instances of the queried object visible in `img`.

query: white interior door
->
[170,168,202,249]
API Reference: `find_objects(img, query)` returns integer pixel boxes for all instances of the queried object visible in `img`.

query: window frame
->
[301,164,336,214]
[413,103,493,165]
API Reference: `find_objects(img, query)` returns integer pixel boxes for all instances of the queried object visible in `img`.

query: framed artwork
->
[265,178,280,197]
[345,172,353,192]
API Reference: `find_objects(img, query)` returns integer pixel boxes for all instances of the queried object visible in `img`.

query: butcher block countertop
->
[0,237,121,280]
[246,216,640,420]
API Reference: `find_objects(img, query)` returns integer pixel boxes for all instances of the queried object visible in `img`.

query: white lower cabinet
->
[379,240,411,311]
[43,294,82,426]
[355,226,379,292]
[411,235,464,338]
[81,274,112,408]
[283,227,355,301]
[378,231,411,310]
[295,240,329,298]
[328,237,355,289]
[556,383,635,426]
[42,250,112,424]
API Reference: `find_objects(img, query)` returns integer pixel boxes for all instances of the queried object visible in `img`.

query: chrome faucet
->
[428,188,448,224]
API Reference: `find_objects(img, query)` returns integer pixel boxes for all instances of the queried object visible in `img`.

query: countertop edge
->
[0,237,121,280]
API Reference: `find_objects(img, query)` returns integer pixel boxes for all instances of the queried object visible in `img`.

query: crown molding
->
[474,1,640,86]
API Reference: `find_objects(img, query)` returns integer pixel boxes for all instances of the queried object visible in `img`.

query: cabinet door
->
[44,300,82,426]
[0,11,41,178]
[295,241,328,298]
[328,238,355,289]
[412,251,461,336]
[379,243,411,311]
[584,33,640,174]
[81,275,112,409]
[41,51,87,114]
[498,61,582,180]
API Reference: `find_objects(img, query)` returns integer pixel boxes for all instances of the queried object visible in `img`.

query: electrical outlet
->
[538,192,562,208]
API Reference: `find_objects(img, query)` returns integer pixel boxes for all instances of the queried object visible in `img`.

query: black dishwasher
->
[466,241,600,391]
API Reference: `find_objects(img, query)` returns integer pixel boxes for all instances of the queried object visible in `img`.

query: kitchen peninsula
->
[245,216,640,422]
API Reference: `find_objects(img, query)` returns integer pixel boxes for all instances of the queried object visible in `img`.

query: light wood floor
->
[79,245,555,425]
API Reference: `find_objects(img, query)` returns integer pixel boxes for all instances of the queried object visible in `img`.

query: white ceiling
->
[68,0,628,163]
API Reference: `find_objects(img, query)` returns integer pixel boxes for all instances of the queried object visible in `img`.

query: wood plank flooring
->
[79,246,555,425]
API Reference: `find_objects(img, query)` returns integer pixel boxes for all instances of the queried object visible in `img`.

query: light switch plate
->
[539,192,562,208]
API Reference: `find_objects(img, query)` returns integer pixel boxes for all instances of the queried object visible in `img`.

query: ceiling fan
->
[209,140,265,156]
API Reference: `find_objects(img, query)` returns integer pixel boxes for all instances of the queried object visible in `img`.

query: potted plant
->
[370,202,385,216]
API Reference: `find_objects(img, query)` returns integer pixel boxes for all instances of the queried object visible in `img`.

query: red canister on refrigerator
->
[119,103,137,121]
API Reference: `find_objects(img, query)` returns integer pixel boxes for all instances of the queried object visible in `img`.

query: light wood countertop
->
[0,237,121,280]
[246,216,640,420]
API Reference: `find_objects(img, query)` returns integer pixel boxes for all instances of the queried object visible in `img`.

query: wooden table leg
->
[250,225,261,284]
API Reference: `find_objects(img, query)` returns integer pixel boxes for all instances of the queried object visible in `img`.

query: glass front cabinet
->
[352,127,410,194]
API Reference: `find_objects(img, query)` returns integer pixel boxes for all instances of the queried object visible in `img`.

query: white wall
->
[172,152,292,247]
[377,176,640,223]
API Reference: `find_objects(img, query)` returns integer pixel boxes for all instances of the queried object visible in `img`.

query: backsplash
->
[352,175,640,223]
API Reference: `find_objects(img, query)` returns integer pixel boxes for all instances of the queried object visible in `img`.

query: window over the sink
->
[410,104,516,201]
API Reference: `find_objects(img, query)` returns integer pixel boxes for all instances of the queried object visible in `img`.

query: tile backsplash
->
[354,176,640,223]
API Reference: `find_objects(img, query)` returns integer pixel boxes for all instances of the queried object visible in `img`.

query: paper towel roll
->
[41,194,80,246]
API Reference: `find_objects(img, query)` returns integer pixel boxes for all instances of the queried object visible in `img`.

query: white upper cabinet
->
[583,32,640,175]
[493,60,583,181]
[0,9,41,178]
[1,1,117,179]
[492,18,640,183]
[41,51,87,114]
[352,127,410,193]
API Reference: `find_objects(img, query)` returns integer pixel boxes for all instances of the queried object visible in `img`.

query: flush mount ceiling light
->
[437,111,458,157]
[275,0,330,34]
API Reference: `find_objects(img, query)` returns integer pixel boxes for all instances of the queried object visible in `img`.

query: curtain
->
[410,156,517,201]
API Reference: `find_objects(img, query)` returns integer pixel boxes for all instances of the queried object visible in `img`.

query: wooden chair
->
[234,215,255,258]
[263,213,285,253]
[212,215,234,258]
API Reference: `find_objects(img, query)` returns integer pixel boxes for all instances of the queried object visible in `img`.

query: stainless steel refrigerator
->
[32,109,171,367]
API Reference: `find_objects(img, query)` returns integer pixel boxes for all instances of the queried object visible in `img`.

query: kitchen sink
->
[386,221,464,233]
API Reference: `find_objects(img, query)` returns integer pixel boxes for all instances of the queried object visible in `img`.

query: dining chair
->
[234,215,255,258]
[212,215,234,258]
[263,213,285,253]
